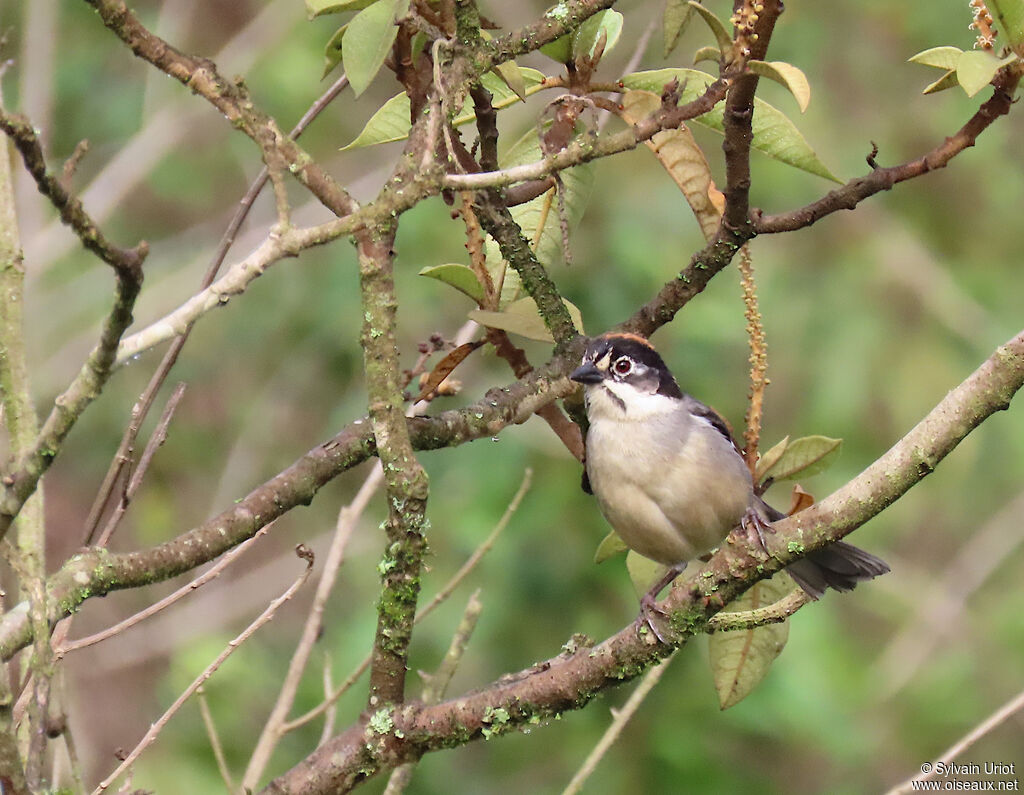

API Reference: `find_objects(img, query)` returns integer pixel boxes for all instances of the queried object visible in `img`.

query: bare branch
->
[444,79,730,191]
[562,652,677,795]
[83,0,358,218]
[752,75,1020,235]
[93,545,314,794]
[261,328,1024,793]
[0,108,147,273]
[886,686,1024,794]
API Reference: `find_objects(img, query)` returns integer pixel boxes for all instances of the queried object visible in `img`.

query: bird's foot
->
[634,563,686,645]
[740,507,775,558]
[637,594,674,644]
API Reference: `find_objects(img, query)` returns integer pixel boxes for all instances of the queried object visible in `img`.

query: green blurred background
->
[1,0,1022,791]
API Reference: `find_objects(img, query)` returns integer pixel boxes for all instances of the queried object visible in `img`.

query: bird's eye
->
[612,358,633,376]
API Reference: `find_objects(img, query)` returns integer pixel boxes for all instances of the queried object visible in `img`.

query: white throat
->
[586,381,678,422]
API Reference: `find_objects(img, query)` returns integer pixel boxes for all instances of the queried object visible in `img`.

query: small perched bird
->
[570,332,889,630]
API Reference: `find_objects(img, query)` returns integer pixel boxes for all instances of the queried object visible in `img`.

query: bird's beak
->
[570,362,603,384]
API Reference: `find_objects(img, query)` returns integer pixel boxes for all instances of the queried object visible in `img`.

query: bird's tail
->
[756,498,890,599]
[786,542,891,599]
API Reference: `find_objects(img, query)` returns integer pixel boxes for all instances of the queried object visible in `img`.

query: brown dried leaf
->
[415,341,483,402]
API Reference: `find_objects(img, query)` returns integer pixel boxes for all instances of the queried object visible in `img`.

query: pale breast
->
[585,408,753,566]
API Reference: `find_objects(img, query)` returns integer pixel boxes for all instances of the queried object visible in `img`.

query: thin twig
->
[198,687,235,793]
[886,686,1024,795]
[82,71,349,543]
[384,591,483,794]
[57,526,270,657]
[562,652,677,795]
[92,545,314,794]
[92,382,187,548]
[241,467,381,789]
[283,469,532,734]
[0,108,147,273]
[705,589,810,633]
[317,656,337,748]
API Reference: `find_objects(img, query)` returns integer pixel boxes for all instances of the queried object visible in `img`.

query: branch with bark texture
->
[0,102,146,544]
[261,327,1024,794]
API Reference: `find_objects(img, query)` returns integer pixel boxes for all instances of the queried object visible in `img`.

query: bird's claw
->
[637,595,675,645]
[740,507,774,556]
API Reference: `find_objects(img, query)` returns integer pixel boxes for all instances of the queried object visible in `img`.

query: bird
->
[570,332,889,634]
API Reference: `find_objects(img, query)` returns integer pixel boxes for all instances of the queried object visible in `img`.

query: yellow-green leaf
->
[990,0,1024,47]
[956,49,1018,97]
[663,0,694,58]
[343,0,408,97]
[419,264,485,305]
[922,69,960,94]
[626,551,670,599]
[322,24,348,80]
[709,574,792,709]
[620,90,719,241]
[468,297,584,343]
[693,45,720,65]
[540,35,573,64]
[573,9,623,61]
[621,69,841,182]
[341,68,548,149]
[754,435,790,484]
[492,61,527,102]
[908,45,964,70]
[687,0,733,55]
[747,60,811,113]
[594,530,628,563]
[306,0,376,20]
[764,435,841,481]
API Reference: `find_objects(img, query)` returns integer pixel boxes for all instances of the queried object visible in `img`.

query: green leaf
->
[419,264,485,304]
[709,574,792,709]
[468,296,584,343]
[762,435,842,481]
[620,90,720,241]
[908,45,964,71]
[492,61,528,102]
[573,9,624,61]
[754,435,790,483]
[343,0,409,97]
[693,45,721,65]
[687,0,733,55]
[663,0,694,58]
[747,60,811,113]
[621,69,841,182]
[956,49,1018,98]
[594,530,628,564]
[922,69,960,95]
[341,68,548,149]
[322,24,348,80]
[305,0,377,20]
[626,551,670,599]
[990,0,1024,47]
[540,35,573,64]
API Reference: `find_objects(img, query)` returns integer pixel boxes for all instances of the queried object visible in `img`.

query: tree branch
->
[261,327,1024,793]
[752,77,1019,234]
[443,79,730,191]
[359,225,431,709]
[83,0,358,218]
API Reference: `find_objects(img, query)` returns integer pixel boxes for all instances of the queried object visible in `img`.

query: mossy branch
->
[260,327,1024,794]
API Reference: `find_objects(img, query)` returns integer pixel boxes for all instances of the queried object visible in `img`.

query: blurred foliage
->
[1,0,1022,792]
